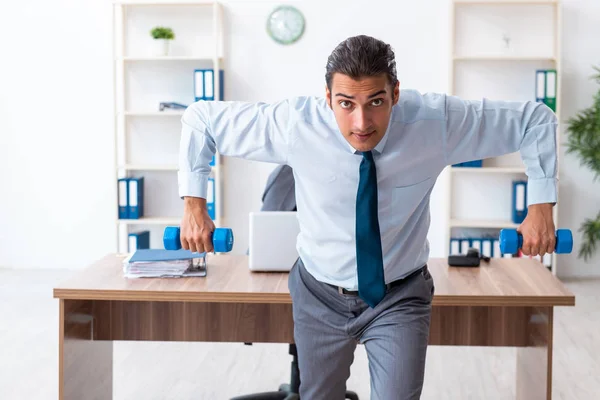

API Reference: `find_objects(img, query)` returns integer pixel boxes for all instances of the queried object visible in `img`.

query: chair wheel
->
[345,391,359,400]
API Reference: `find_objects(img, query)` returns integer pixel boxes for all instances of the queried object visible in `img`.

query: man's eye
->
[371,99,383,106]
[340,101,352,109]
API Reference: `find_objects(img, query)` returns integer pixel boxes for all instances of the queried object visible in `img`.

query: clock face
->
[266,5,305,45]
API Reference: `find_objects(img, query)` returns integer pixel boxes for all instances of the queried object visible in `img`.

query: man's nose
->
[353,108,371,132]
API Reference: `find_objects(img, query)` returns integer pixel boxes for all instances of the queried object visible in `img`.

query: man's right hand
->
[180,197,216,253]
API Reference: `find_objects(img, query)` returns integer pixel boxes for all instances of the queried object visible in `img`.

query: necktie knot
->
[362,150,374,162]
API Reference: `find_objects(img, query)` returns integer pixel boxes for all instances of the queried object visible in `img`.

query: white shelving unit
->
[112,0,225,252]
[446,0,562,274]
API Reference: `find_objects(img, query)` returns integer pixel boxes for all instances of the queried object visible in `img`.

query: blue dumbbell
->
[163,226,234,253]
[499,228,573,255]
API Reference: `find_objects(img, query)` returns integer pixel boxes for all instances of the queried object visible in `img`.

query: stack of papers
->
[123,249,207,278]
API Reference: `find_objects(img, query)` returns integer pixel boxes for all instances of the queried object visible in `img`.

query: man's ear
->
[392,81,400,105]
[325,84,332,109]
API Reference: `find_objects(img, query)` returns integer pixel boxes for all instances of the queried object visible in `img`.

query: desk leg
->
[59,299,113,400]
[516,306,553,400]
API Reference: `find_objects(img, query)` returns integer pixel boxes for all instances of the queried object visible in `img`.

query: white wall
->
[0,0,598,277]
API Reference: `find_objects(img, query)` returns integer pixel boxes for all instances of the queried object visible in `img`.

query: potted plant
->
[150,26,175,56]
[565,65,600,262]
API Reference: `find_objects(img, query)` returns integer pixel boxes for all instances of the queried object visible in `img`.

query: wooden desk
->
[54,254,574,400]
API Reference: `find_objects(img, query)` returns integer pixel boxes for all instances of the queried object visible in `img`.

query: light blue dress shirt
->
[178,89,558,290]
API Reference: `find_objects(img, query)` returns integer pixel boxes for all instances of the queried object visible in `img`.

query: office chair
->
[233,166,359,400]
[230,343,359,400]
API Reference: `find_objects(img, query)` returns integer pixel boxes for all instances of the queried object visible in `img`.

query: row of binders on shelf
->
[194,69,224,101]
[449,236,552,266]
[536,69,557,112]
[450,236,503,258]
[117,173,217,220]
[157,69,224,112]
[118,177,144,219]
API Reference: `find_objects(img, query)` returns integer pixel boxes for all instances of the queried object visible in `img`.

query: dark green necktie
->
[355,151,386,308]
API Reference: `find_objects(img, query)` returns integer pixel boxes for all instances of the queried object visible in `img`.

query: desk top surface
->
[53,254,575,306]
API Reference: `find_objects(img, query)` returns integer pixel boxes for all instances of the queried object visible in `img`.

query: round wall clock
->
[266,5,305,45]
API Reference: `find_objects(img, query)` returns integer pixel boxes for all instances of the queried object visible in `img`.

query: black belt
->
[331,264,428,295]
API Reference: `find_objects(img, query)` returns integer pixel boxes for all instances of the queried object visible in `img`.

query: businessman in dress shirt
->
[177,35,558,399]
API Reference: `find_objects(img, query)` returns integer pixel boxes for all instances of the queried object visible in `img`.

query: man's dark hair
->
[325,35,398,94]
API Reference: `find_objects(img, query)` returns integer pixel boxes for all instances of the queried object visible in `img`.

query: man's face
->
[326,73,400,152]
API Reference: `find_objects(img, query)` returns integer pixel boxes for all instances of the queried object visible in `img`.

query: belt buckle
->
[338,286,345,295]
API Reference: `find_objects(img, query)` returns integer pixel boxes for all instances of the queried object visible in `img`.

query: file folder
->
[460,238,470,254]
[512,180,527,224]
[207,177,215,220]
[449,238,460,255]
[536,70,546,104]
[471,238,482,253]
[128,230,150,252]
[118,178,129,219]
[194,69,225,101]
[481,239,492,258]
[128,177,144,219]
[543,253,552,267]
[493,239,501,258]
[194,70,204,101]
[544,69,557,112]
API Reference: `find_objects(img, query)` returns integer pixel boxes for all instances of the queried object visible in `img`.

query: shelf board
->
[115,1,215,6]
[119,56,222,62]
[450,219,521,229]
[123,111,185,117]
[119,164,178,171]
[454,1,557,4]
[118,217,182,225]
[451,166,527,174]
[454,55,557,62]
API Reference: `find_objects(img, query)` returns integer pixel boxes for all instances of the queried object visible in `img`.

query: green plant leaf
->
[150,26,175,40]
[565,64,600,260]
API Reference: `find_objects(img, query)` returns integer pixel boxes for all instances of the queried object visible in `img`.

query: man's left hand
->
[517,203,556,257]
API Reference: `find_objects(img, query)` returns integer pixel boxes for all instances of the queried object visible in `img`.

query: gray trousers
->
[287,258,435,400]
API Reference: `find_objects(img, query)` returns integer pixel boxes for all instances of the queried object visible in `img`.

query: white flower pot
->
[154,39,170,56]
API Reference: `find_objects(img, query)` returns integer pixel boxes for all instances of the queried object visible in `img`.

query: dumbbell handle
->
[499,228,573,254]
[163,226,234,253]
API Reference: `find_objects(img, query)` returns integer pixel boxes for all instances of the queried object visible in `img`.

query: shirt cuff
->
[178,171,209,199]
[527,177,557,206]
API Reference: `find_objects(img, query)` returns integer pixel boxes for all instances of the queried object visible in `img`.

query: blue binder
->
[481,238,493,258]
[207,177,215,220]
[118,178,129,219]
[536,70,546,105]
[128,230,150,252]
[512,180,527,223]
[209,155,215,166]
[452,160,482,168]
[128,177,144,219]
[194,69,224,101]
[449,237,460,255]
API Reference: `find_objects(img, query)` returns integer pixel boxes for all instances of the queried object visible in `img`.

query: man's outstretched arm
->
[177,97,300,253]
[443,95,559,256]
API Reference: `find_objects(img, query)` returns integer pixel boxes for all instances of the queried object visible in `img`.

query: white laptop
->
[248,211,300,271]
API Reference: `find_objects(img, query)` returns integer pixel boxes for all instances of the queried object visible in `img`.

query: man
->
[177,35,558,399]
